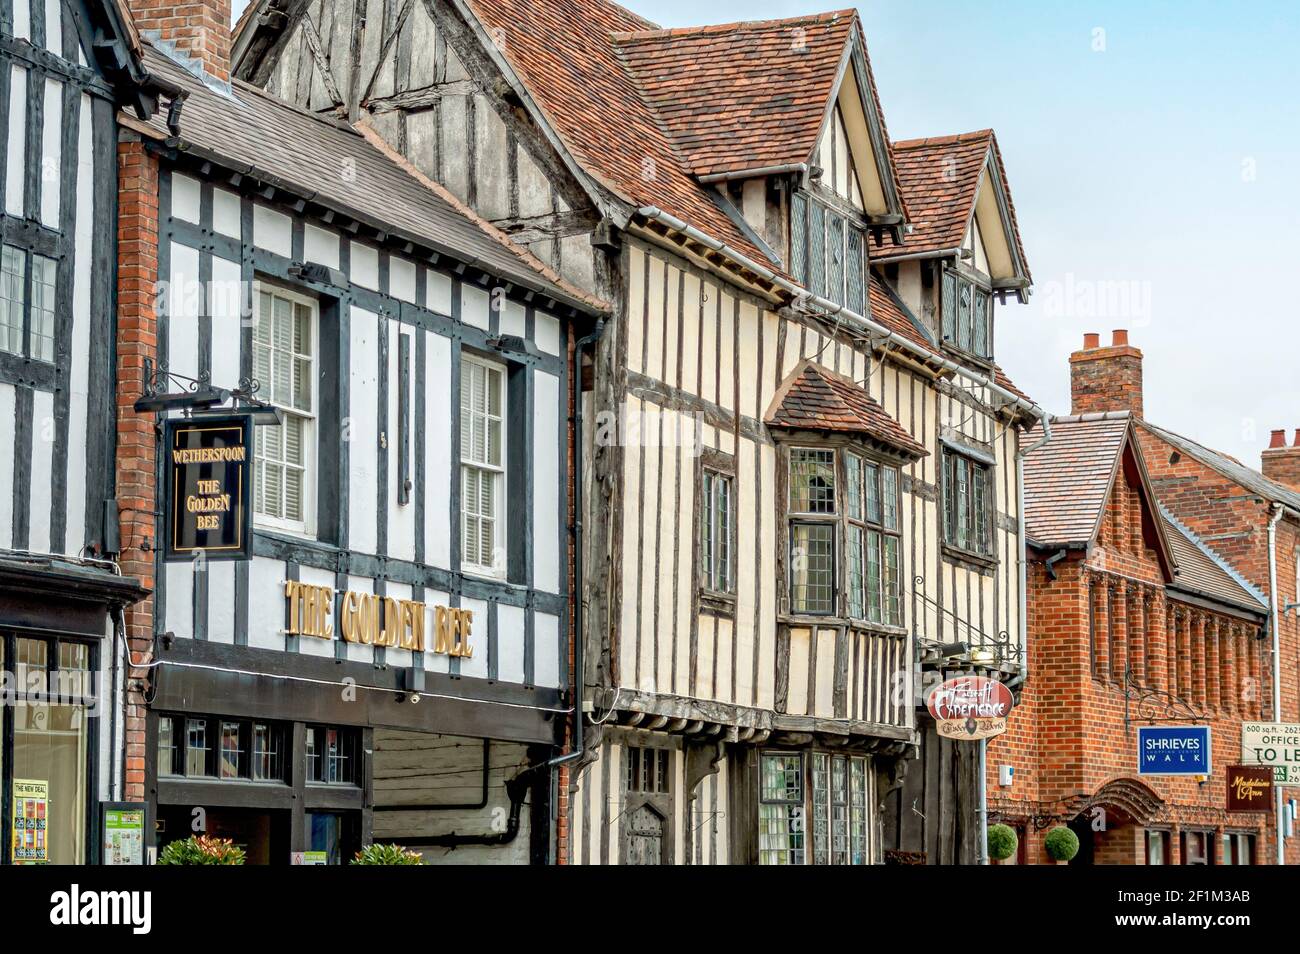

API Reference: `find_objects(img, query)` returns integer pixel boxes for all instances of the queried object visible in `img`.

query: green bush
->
[157,835,246,865]
[1045,826,1080,862]
[987,823,1018,861]
[351,843,425,865]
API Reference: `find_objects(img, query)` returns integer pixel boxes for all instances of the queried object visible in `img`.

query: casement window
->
[942,447,994,558]
[623,745,673,865]
[306,725,359,785]
[157,714,289,784]
[701,470,734,593]
[787,446,902,624]
[790,193,869,316]
[759,752,872,866]
[253,284,317,534]
[0,243,56,362]
[460,355,506,576]
[941,268,994,360]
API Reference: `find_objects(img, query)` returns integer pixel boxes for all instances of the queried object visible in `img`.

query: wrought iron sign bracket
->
[1121,665,1202,735]
[134,359,281,424]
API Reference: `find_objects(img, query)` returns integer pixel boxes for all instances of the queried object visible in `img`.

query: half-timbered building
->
[0,0,162,865]
[114,2,608,863]
[232,0,1045,864]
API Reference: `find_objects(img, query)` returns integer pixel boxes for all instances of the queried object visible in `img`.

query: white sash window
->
[460,355,506,576]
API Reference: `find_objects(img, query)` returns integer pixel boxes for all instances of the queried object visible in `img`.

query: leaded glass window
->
[701,470,733,593]
[940,268,994,359]
[943,448,995,557]
[759,754,805,865]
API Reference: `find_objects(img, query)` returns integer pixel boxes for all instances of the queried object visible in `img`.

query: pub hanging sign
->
[164,415,254,562]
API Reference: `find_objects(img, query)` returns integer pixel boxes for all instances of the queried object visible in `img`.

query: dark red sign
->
[926,675,1014,721]
[1226,765,1273,813]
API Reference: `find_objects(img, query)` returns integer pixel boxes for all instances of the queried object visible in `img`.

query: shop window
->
[942,447,994,558]
[157,714,289,784]
[1146,829,1170,865]
[253,283,318,535]
[700,470,734,594]
[3,635,96,865]
[0,243,56,362]
[787,447,902,622]
[460,355,506,577]
[759,753,806,865]
[306,725,359,785]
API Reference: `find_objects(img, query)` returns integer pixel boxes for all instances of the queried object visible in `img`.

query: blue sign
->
[1138,726,1212,776]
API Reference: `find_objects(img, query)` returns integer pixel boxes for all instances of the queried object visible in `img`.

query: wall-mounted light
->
[487,334,542,360]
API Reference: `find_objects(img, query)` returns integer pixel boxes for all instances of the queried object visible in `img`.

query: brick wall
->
[1262,430,1300,492]
[988,459,1271,863]
[125,0,231,81]
[115,136,161,802]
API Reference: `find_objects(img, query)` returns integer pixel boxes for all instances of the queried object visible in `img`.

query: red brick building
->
[988,330,1300,864]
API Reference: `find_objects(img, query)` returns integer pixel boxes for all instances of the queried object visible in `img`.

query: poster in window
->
[164,414,254,562]
[10,779,49,864]
[101,803,147,865]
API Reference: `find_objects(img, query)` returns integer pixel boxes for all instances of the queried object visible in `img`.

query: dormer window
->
[941,268,993,361]
[790,193,868,316]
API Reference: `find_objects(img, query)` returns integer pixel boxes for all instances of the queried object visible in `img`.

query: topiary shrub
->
[1045,825,1080,862]
[987,823,1018,862]
[157,835,246,865]
[352,843,425,865]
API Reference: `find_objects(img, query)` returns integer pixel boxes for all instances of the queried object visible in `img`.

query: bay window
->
[787,446,902,625]
[941,268,993,360]
[253,284,317,534]
[460,355,506,576]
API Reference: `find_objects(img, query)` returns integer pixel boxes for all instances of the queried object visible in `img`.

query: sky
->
[230,0,1300,463]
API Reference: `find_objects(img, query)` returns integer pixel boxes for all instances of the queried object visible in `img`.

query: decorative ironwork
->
[911,575,1021,669]
[1122,664,1202,734]
[135,358,275,420]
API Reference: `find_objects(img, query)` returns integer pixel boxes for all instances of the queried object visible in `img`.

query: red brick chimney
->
[1070,329,1144,418]
[127,0,232,82]
[1262,429,1300,490]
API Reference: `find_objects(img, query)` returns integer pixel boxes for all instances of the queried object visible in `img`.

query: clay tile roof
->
[612,11,856,179]
[1161,509,1268,614]
[889,130,1030,281]
[766,360,927,459]
[464,0,778,269]
[1022,413,1132,546]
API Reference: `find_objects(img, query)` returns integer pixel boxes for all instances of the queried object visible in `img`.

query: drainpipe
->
[547,317,606,774]
[1268,503,1285,864]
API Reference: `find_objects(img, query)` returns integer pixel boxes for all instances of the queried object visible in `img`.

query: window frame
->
[155,713,292,785]
[700,467,736,597]
[940,266,995,364]
[759,750,872,866]
[0,242,57,365]
[941,445,996,562]
[251,280,319,538]
[789,191,872,318]
[783,442,905,627]
[459,352,508,579]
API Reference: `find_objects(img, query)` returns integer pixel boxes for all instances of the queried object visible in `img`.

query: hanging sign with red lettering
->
[164,415,254,562]
[926,675,1014,741]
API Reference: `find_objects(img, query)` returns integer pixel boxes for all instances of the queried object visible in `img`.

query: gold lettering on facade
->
[284,581,333,639]
[288,583,457,655]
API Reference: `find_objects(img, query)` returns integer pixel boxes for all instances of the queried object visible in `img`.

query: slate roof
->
[612,12,856,179]
[1161,508,1268,614]
[1022,413,1133,546]
[886,130,1031,282]
[1140,420,1300,515]
[765,360,927,459]
[131,44,609,316]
